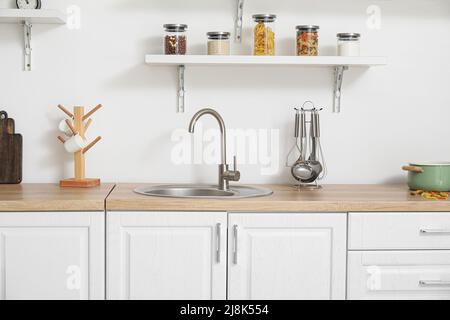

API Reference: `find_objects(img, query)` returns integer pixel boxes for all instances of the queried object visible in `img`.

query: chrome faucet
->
[189,108,240,191]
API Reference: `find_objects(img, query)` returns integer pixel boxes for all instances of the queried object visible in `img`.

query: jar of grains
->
[296,25,320,56]
[164,24,188,55]
[207,32,231,55]
[253,14,277,56]
[337,33,361,56]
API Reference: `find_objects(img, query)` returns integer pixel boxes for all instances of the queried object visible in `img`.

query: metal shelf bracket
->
[235,0,244,42]
[333,66,348,113]
[177,65,186,113]
[23,21,32,71]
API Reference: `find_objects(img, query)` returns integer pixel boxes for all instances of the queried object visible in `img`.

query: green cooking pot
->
[402,162,450,192]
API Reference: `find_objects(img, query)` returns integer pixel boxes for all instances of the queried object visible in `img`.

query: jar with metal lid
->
[337,33,361,56]
[164,24,188,55]
[207,32,231,56]
[296,25,320,56]
[253,14,277,56]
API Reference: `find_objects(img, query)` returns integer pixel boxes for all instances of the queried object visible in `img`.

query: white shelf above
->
[0,9,66,24]
[145,55,388,67]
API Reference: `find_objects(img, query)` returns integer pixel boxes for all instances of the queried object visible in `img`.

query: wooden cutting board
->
[0,111,23,184]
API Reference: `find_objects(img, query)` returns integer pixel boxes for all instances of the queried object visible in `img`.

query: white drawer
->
[349,212,450,250]
[348,251,450,300]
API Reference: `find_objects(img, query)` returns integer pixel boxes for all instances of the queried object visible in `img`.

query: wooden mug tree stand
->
[57,104,103,188]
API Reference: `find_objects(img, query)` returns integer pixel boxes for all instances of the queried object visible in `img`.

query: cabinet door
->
[107,212,227,300]
[348,251,450,300]
[228,213,347,300]
[0,212,105,300]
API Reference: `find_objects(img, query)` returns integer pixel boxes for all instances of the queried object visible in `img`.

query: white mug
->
[64,134,87,153]
[58,118,74,136]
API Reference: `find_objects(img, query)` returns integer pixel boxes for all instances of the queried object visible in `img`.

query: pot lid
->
[410,161,450,166]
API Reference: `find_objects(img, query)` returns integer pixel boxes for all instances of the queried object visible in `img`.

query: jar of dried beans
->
[164,24,188,55]
[296,25,320,56]
[253,14,277,56]
[207,32,231,55]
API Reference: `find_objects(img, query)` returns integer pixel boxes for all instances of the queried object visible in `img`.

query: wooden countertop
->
[1,184,449,213]
[107,184,450,212]
[0,184,115,212]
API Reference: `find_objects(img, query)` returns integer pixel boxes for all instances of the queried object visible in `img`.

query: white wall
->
[1,0,449,185]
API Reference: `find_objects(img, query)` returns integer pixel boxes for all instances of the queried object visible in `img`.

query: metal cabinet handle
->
[419,280,450,287]
[216,223,221,264]
[420,229,450,234]
[233,225,238,265]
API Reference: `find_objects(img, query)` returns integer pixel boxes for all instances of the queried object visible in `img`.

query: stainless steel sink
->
[135,109,273,200]
[134,185,273,199]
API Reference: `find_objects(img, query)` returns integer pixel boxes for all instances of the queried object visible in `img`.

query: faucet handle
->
[224,155,241,182]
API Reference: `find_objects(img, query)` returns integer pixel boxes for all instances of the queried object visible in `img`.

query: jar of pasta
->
[253,14,277,56]
[207,32,231,55]
[164,24,188,55]
[296,25,320,56]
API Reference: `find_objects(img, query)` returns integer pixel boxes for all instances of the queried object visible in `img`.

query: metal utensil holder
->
[289,102,327,190]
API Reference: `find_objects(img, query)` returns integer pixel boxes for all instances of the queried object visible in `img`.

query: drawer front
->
[349,212,450,250]
[348,251,450,300]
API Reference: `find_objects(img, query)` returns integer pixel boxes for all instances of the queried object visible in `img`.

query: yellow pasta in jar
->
[253,14,276,56]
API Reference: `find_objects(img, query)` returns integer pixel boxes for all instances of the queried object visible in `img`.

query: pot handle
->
[402,166,424,173]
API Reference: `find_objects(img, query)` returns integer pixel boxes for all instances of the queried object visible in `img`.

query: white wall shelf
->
[145,55,388,113]
[145,55,387,67]
[0,9,67,71]
[0,9,66,24]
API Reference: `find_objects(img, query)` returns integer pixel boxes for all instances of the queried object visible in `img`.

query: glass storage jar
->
[207,32,231,55]
[253,14,277,56]
[337,33,361,56]
[164,24,188,55]
[296,25,320,56]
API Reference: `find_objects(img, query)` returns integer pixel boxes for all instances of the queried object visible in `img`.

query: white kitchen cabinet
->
[348,212,450,300]
[0,212,105,300]
[227,213,347,300]
[348,251,450,300]
[107,212,227,300]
